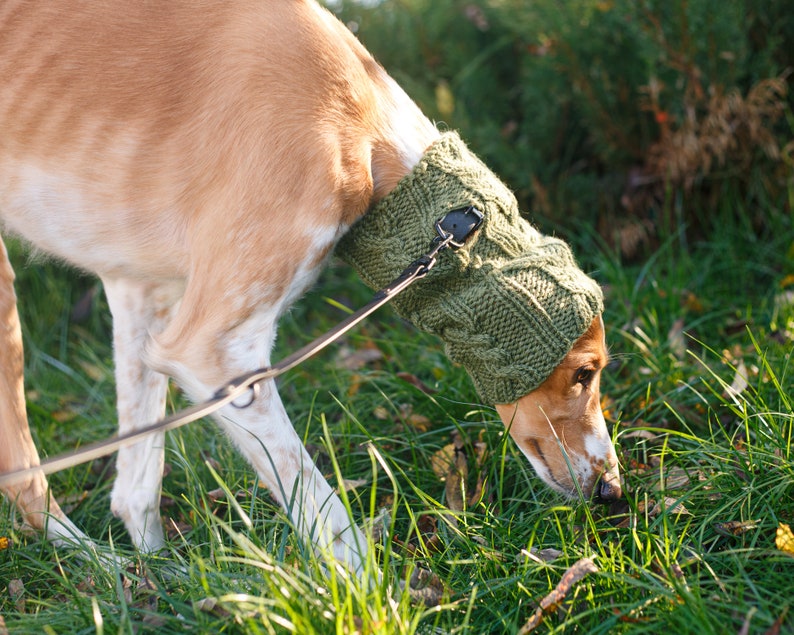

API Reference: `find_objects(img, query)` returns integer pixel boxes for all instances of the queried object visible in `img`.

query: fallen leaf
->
[714,519,761,537]
[206,487,226,503]
[391,513,443,558]
[765,606,790,635]
[8,579,25,612]
[770,328,793,344]
[653,466,703,491]
[132,570,162,627]
[518,557,599,634]
[165,517,192,541]
[51,409,78,423]
[725,319,751,335]
[638,497,691,517]
[535,547,563,562]
[194,597,233,618]
[473,430,488,466]
[444,439,467,515]
[159,494,176,509]
[519,547,563,564]
[416,513,436,536]
[738,608,757,635]
[682,290,704,313]
[650,556,687,587]
[200,453,222,472]
[667,318,686,358]
[775,522,794,555]
[336,477,368,493]
[335,346,382,370]
[431,432,488,524]
[430,443,456,479]
[655,497,690,516]
[406,413,432,432]
[613,609,652,624]
[363,507,391,543]
[407,567,447,607]
[346,373,363,397]
[76,576,97,592]
[396,372,436,394]
[621,429,660,442]
[120,571,134,604]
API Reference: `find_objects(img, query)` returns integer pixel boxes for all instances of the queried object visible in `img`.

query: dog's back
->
[0,1,426,278]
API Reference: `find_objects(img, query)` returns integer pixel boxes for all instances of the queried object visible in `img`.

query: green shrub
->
[330,0,794,256]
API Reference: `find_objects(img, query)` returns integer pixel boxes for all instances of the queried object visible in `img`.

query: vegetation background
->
[1,0,793,633]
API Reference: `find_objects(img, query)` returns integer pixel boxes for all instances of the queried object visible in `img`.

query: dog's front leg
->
[103,277,179,552]
[213,380,369,573]
[145,298,369,574]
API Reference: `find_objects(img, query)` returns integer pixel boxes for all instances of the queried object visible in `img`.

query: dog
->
[0,0,621,574]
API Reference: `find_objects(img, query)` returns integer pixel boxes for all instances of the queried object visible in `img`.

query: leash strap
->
[0,206,483,488]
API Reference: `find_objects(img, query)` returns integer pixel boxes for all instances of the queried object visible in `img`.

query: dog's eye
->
[575,367,595,386]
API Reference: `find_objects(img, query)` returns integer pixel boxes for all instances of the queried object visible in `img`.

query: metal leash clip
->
[434,205,484,248]
[377,205,484,294]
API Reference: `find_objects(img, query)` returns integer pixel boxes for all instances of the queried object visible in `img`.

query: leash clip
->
[411,205,484,279]
[434,205,484,249]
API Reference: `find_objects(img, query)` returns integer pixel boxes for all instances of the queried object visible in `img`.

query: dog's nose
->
[595,474,623,501]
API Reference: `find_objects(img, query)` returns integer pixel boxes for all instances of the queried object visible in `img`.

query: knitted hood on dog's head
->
[335,132,603,405]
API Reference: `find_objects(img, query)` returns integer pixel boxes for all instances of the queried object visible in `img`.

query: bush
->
[329,0,794,256]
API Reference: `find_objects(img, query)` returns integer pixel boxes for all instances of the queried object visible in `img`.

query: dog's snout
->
[595,473,623,502]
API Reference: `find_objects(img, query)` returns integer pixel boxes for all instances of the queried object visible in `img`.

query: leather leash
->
[0,206,483,488]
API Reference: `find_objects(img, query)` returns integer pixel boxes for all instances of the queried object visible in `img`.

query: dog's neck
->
[336,132,604,405]
[366,80,441,202]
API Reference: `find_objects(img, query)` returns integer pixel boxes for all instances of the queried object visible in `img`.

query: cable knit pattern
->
[335,132,603,404]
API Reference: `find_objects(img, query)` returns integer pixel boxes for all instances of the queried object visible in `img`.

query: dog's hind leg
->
[0,238,86,545]
[102,277,178,552]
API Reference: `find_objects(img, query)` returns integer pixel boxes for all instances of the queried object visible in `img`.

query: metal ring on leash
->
[230,381,261,409]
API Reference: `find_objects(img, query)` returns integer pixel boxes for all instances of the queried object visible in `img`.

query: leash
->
[0,206,483,488]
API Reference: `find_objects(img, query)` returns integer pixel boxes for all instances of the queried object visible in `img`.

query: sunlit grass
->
[1,201,793,634]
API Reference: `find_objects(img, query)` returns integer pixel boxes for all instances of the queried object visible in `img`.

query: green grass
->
[1,202,793,634]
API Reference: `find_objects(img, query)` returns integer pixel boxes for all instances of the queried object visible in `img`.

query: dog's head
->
[496,315,621,500]
[338,131,622,501]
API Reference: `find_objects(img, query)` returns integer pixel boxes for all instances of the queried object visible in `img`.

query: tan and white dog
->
[0,0,621,573]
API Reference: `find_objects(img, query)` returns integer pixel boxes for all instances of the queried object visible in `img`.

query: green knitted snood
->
[335,132,603,405]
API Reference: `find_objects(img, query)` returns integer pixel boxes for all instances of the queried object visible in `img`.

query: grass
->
[1,200,793,634]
